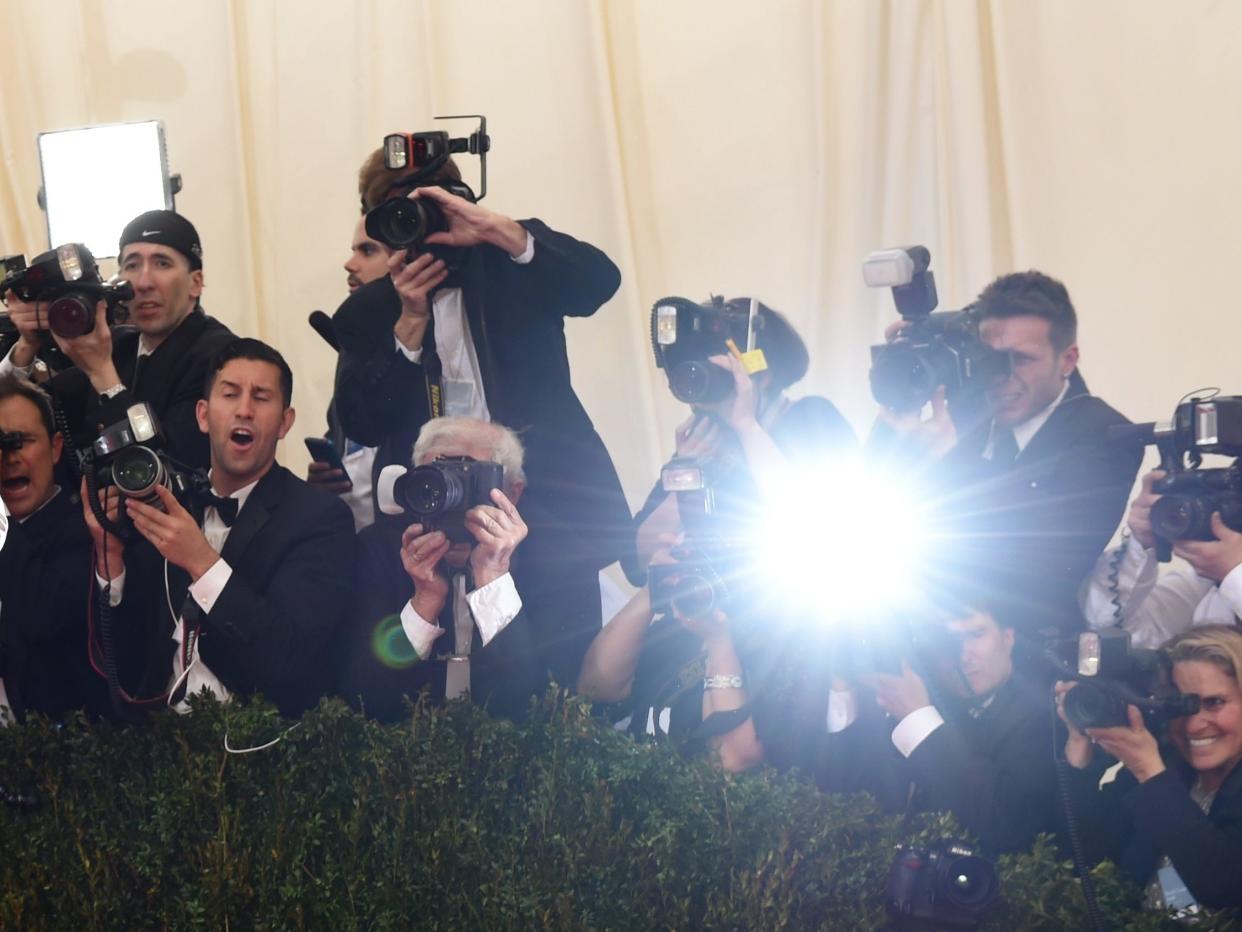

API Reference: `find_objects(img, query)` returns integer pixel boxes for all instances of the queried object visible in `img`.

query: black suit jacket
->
[0,491,109,721]
[117,464,356,717]
[931,371,1141,633]
[339,516,548,722]
[1068,750,1242,909]
[816,674,1057,855]
[331,220,631,572]
[52,309,235,469]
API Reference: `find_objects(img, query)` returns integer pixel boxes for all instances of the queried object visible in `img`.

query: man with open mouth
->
[84,339,356,718]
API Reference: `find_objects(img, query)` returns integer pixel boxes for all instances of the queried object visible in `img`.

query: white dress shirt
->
[982,378,1070,459]
[399,571,523,700]
[1080,533,1242,649]
[98,475,260,711]
[391,230,536,420]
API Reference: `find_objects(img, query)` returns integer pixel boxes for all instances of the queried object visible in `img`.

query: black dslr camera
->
[887,841,999,928]
[650,296,761,404]
[0,245,133,339]
[1110,393,1242,561]
[84,403,209,537]
[376,456,504,543]
[364,114,490,271]
[0,430,24,453]
[647,458,739,619]
[1062,629,1200,731]
[865,246,1011,414]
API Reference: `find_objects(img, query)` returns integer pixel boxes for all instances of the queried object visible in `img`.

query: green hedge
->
[0,694,1217,930]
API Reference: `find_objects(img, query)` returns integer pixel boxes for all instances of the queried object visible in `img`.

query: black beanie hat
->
[118,210,203,270]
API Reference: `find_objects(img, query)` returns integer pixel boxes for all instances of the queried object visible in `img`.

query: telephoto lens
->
[668,359,735,405]
[365,196,447,250]
[46,291,99,338]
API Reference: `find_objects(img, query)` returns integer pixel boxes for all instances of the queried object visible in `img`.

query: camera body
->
[1151,463,1242,541]
[865,246,1011,413]
[0,430,24,453]
[886,841,1000,928]
[1,244,133,339]
[87,404,208,535]
[1063,630,1200,731]
[650,296,758,405]
[364,180,477,270]
[376,456,504,543]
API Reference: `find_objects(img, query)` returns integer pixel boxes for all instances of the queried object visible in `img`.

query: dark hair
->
[358,147,463,213]
[0,375,56,440]
[973,271,1078,351]
[204,339,294,407]
[715,297,809,391]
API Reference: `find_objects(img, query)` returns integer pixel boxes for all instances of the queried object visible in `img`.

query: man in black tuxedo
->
[0,376,108,721]
[331,147,631,685]
[340,416,547,722]
[85,339,355,717]
[882,271,1141,634]
[2,210,234,469]
[816,605,1056,855]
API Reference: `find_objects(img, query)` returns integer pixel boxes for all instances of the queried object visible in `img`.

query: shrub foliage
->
[0,695,1223,930]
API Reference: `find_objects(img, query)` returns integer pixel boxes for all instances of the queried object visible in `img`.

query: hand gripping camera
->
[865,246,1012,414]
[1063,629,1200,731]
[650,296,764,405]
[363,114,490,271]
[376,456,504,544]
[84,403,209,537]
[886,841,1000,928]
[1109,393,1242,561]
[0,244,133,339]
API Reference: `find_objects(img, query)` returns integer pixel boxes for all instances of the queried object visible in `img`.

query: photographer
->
[880,271,1141,634]
[0,377,107,721]
[816,602,1057,855]
[331,146,630,686]
[340,416,546,721]
[1081,468,1242,648]
[628,297,856,583]
[2,211,234,469]
[1056,625,1242,912]
[86,339,355,717]
[305,216,392,530]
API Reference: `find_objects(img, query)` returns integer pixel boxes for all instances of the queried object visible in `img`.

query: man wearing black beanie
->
[3,209,234,468]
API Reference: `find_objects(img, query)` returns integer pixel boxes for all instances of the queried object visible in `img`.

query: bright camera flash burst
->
[757,457,929,620]
[38,120,172,258]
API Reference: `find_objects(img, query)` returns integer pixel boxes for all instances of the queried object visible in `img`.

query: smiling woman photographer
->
[1056,624,1242,914]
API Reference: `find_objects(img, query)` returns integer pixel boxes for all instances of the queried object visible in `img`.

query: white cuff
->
[393,334,424,363]
[891,705,945,758]
[0,349,32,379]
[96,568,126,607]
[826,687,859,734]
[189,558,232,613]
[466,572,522,646]
[399,601,444,660]
[1218,562,1242,616]
[509,230,535,265]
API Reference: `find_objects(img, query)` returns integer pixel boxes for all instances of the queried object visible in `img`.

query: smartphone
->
[304,437,351,486]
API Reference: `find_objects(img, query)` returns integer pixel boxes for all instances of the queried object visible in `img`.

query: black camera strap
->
[421,313,444,419]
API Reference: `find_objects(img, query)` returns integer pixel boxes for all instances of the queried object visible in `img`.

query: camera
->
[649,551,732,620]
[376,456,504,543]
[650,296,761,404]
[1062,629,1200,731]
[85,403,209,535]
[363,115,490,271]
[0,430,23,453]
[1109,393,1242,559]
[865,246,1011,413]
[0,244,133,339]
[887,841,999,928]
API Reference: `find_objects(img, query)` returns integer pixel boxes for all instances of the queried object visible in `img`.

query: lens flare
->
[371,614,422,669]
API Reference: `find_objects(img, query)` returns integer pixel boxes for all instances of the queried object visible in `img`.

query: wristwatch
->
[703,674,744,690]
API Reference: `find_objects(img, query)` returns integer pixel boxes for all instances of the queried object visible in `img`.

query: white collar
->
[207,472,262,511]
[17,485,62,524]
[992,378,1071,454]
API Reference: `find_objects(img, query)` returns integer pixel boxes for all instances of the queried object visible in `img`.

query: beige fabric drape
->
[2,0,1241,513]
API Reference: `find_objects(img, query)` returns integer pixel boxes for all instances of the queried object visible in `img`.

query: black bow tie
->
[202,492,239,527]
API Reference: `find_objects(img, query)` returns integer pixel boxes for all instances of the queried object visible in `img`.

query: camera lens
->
[1151,494,1209,541]
[669,360,734,405]
[667,571,720,619]
[111,447,165,501]
[46,292,97,338]
[869,344,940,412]
[940,855,999,908]
[406,464,465,516]
[365,198,430,249]
[1062,681,1129,730]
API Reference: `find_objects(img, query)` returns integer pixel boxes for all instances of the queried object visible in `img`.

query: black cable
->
[1051,696,1108,932]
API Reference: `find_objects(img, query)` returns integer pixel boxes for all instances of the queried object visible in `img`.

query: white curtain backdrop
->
[3,0,1241,518]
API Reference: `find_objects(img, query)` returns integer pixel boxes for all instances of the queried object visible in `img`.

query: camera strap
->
[421,313,444,419]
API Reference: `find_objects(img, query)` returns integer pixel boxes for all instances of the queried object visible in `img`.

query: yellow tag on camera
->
[725,339,768,375]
